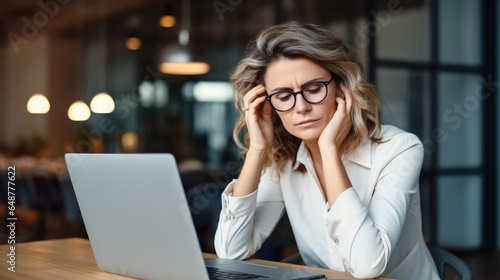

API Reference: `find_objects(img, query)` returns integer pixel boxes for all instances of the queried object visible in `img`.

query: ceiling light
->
[90,92,115,113]
[159,4,176,28]
[125,36,142,50]
[27,93,50,114]
[68,101,91,121]
[158,0,210,75]
[159,15,176,28]
[159,47,210,75]
[125,16,142,50]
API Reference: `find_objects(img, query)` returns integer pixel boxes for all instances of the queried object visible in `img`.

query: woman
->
[214,21,439,280]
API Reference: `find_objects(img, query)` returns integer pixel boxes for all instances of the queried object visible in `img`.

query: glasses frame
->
[265,77,335,112]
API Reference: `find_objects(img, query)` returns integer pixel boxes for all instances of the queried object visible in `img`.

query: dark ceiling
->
[0,0,162,32]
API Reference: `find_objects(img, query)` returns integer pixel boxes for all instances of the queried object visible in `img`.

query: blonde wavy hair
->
[232,21,381,172]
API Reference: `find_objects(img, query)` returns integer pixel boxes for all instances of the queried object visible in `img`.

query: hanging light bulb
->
[90,92,115,113]
[125,35,142,50]
[158,0,210,75]
[159,5,176,28]
[68,100,91,121]
[125,16,142,50]
[27,93,50,114]
[159,30,210,75]
[159,15,176,28]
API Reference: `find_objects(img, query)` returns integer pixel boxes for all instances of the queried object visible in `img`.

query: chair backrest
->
[428,245,474,280]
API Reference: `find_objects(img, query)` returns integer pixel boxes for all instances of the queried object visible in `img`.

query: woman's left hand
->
[318,83,353,149]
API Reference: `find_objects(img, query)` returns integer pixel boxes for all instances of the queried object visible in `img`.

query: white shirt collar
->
[292,139,372,170]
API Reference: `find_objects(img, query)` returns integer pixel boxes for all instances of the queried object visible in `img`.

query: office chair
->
[281,245,474,280]
[428,245,474,280]
[180,168,226,253]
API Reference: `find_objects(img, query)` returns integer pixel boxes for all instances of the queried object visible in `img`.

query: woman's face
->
[263,57,339,142]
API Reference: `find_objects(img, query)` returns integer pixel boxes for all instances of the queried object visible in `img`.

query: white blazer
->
[215,125,440,280]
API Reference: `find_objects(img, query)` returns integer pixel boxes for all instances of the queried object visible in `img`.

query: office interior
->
[0,0,499,278]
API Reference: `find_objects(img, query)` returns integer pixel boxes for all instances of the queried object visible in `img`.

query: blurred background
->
[0,0,498,278]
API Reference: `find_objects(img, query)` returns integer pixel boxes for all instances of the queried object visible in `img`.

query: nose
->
[294,93,311,113]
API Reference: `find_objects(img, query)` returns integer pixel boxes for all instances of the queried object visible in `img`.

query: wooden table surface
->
[0,238,394,279]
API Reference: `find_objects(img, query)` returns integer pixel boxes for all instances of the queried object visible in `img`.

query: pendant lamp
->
[27,93,50,114]
[90,92,115,113]
[159,0,210,75]
[68,100,91,121]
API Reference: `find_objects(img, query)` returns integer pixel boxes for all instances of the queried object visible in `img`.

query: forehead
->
[264,57,329,86]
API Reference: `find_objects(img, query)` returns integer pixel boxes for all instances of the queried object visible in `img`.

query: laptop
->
[65,153,326,280]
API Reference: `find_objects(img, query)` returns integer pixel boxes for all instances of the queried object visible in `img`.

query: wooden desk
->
[0,238,392,279]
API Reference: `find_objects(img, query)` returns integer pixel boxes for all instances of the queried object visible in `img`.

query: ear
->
[337,87,345,99]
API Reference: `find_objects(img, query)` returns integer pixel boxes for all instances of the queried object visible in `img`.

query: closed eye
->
[274,92,293,101]
[304,84,323,94]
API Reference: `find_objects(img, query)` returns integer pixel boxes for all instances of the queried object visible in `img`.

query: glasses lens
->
[303,82,327,103]
[270,92,295,111]
[269,81,329,111]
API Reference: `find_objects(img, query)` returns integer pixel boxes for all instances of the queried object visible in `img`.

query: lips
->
[295,119,319,126]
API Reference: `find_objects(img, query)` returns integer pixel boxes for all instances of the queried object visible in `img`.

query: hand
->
[232,85,273,197]
[242,84,274,152]
[318,83,352,150]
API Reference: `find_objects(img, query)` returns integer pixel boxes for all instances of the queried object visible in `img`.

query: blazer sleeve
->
[214,167,285,260]
[324,133,424,278]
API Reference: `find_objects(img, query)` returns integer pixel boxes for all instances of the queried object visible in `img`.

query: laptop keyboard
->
[207,266,270,279]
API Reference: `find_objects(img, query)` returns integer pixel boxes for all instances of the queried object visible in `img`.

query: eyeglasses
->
[265,78,334,112]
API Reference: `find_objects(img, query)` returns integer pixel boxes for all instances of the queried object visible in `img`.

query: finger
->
[335,97,348,120]
[336,97,346,113]
[243,85,266,110]
[339,83,353,112]
[249,95,268,112]
[244,95,268,120]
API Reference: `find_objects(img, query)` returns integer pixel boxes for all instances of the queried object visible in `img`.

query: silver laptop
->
[65,153,326,280]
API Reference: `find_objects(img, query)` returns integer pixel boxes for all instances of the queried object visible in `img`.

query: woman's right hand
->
[243,84,274,152]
